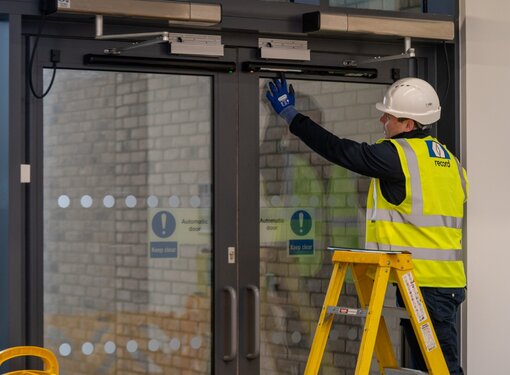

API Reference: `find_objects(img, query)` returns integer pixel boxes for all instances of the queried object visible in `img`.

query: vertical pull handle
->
[246,284,260,359]
[223,286,237,361]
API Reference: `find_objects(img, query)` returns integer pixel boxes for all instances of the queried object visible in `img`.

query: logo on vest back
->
[426,140,451,167]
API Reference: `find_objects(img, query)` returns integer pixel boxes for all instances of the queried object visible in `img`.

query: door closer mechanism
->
[342,37,415,67]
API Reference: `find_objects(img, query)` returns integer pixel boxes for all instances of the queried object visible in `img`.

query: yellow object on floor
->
[0,346,58,375]
[304,248,449,375]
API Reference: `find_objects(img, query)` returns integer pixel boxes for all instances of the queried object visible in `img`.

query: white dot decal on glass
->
[168,195,180,208]
[59,343,72,357]
[58,195,70,208]
[104,341,116,354]
[82,342,94,356]
[169,338,180,351]
[148,339,160,352]
[270,195,281,207]
[290,196,300,206]
[103,195,115,208]
[126,340,138,353]
[147,195,158,208]
[271,332,283,344]
[190,336,202,349]
[125,195,137,208]
[309,196,320,207]
[190,196,201,208]
[291,331,302,344]
[81,195,93,208]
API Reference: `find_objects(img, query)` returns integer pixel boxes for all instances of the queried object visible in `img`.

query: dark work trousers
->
[396,287,466,375]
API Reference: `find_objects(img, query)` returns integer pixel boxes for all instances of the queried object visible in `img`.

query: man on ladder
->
[266,75,468,374]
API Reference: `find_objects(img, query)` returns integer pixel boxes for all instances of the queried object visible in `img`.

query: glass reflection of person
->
[259,85,328,375]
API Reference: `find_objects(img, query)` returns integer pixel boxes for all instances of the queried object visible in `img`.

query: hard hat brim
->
[375,102,387,113]
[376,102,402,118]
[375,101,440,125]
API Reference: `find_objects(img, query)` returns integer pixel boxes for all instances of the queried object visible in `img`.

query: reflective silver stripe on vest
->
[366,208,463,229]
[365,242,462,261]
[370,180,378,221]
[394,138,423,215]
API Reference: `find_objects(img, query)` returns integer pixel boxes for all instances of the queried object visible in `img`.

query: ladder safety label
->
[420,323,437,351]
[402,272,427,323]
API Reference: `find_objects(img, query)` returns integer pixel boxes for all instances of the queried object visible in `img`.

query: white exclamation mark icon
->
[161,212,167,236]
[299,212,304,234]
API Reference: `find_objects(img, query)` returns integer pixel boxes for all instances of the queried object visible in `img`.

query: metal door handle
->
[223,286,237,361]
[246,284,260,359]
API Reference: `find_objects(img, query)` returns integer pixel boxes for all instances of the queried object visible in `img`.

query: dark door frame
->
[4,9,457,372]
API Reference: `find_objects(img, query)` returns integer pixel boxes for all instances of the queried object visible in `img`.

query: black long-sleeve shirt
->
[289,113,432,205]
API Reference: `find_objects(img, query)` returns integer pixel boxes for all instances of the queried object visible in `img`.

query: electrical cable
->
[28,14,57,99]
[440,40,451,104]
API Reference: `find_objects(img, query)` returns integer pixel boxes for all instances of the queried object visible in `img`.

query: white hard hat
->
[376,77,441,125]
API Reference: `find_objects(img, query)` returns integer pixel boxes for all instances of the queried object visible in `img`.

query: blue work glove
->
[265,73,298,124]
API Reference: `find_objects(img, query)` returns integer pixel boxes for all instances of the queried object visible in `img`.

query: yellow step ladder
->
[304,248,450,375]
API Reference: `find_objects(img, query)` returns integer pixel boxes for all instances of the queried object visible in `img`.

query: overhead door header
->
[303,11,454,41]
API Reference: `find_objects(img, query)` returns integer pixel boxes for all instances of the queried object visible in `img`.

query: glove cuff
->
[279,106,298,125]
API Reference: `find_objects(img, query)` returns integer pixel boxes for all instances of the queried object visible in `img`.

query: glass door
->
[256,78,404,375]
[29,34,239,374]
[42,70,215,375]
[237,46,412,372]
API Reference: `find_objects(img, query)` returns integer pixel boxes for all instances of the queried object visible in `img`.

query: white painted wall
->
[463,1,510,373]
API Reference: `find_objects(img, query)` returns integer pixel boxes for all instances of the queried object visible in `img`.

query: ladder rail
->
[304,261,348,375]
[352,263,399,373]
[394,269,450,374]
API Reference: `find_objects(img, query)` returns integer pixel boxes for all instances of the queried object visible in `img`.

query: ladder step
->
[327,306,367,317]
[327,306,409,319]
[384,368,428,375]
[327,246,404,254]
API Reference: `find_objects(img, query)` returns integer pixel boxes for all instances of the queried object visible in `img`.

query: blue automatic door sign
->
[152,211,176,238]
[290,210,312,236]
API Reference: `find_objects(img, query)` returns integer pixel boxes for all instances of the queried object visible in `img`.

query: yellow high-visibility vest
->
[366,136,468,287]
